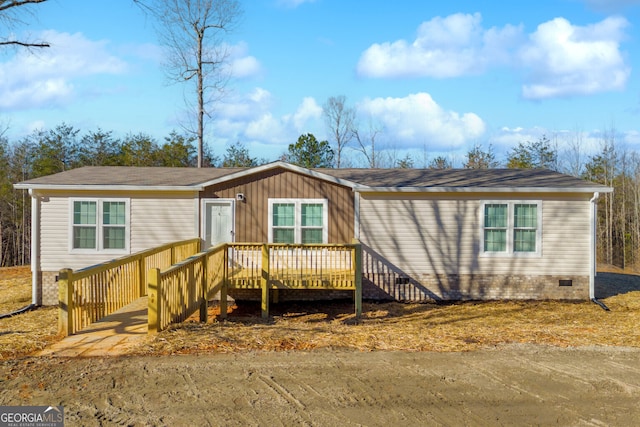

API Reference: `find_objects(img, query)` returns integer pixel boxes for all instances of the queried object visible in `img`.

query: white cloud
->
[215,90,323,147]
[358,93,485,150]
[357,13,631,100]
[491,127,548,152]
[227,42,262,79]
[356,13,522,78]
[287,97,322,130]
[219,88,273,122]
[244,113,290,144]
[25,120,46,134]
[518,16,630,99]
[0,30,128,110]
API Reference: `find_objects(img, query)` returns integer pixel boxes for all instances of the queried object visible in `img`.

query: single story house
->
[15,161,612,306]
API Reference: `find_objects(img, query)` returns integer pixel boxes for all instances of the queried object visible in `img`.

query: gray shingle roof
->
[319,167,604,189]
[15,162,611,192]
[16,166,244,187]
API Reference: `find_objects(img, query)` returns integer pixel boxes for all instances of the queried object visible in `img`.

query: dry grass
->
[0,266,32,314]
[0,267,61,359]
[1,266,639,358]
[137,288,640,355]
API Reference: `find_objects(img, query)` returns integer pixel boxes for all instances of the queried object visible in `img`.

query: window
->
[71,199,129,252]
[481,201,541,255]
[269,199,328,244]
[73,201,97,249]
[102,201,127,249]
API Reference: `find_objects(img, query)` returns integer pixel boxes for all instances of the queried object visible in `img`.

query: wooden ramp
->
[40,297,149,357]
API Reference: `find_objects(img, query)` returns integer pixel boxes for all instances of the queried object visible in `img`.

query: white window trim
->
[69,198,131,254]
[480,200,542,257]
[268,198,328,244]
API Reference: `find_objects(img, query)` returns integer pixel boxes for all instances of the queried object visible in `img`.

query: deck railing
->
[58,238,200,336]
[148,243,228,333]
[148,241,362,333]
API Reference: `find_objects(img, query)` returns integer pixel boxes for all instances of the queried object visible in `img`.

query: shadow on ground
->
[595,272,640,299]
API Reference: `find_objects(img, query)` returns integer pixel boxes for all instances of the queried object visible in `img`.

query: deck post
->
[58,268,74,336]
[261,243,270,319]
[138,254,146,297]
[353,242,362,318]
[148,268,161,334]
[219,245,228,319]
[200,256,208,323]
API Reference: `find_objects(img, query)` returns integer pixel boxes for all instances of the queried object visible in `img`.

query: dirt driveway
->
[1,345,639,426]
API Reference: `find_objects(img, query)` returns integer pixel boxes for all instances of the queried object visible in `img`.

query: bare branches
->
[353,120,383,169]
[142,0,243,167]
[0,0,49,49]
[323,96,355,168]
[0,39,48,48]
[0,0,48,13]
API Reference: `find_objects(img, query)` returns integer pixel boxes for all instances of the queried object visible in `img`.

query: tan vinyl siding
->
[130,193,198,252]
[202,169,354,243]
[39,190,198,271]
[39,194,72,270]
[358,192,591,278]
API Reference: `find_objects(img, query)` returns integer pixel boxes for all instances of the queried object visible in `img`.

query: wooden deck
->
[149,243,362,332]
[59,240,362,335]
[228,268,357,289]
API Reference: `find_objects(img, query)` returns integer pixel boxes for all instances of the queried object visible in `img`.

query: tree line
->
[0,123,263,266]
[1,123,637,272]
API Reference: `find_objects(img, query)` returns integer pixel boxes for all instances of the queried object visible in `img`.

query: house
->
[15,161,612,306]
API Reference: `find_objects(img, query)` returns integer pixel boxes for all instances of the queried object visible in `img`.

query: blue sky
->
[2,0,640,167]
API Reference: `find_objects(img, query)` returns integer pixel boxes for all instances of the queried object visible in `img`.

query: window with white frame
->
[481,201,541,255]
[71,199,129,252]
[268,199,328,244]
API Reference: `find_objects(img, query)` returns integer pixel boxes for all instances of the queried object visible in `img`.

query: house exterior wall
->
[36,190,198,305]
[201,168,354,243]
[358,192,592,301]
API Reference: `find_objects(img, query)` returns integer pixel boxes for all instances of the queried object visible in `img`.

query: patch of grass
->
[0,307,60,359]
[1,265,639,358]
[0,267,61,359]
[0,266,32,314]
[136,290,640,355]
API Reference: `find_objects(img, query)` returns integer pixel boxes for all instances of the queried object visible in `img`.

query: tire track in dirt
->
[507,350,640,399]
[2,348,640,425]
[256,374,314,426]
[462,349,640,426]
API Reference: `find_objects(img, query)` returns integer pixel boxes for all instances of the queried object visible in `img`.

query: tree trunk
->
[197,33,204,168]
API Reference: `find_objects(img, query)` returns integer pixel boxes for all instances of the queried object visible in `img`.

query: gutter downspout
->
[589,192,609,310]
[589,192,598,300]
[29,189,41,306]
[353,190,360,241]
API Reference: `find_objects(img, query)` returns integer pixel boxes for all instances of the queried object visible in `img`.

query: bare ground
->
[1,346,639,426]
[1,266,639,425]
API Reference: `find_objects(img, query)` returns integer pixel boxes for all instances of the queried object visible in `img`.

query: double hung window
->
[269,199,328,244]
[71,199,129,252]
[482,201,540,255]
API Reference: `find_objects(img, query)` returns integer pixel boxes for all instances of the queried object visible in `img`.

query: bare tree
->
[561,128,586,177]
[323,95,354,168]
[141,0,243,167]
[353,118,384,168]
[0,0,49,48]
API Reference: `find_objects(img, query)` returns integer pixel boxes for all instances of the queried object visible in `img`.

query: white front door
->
[203,200,235,248]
